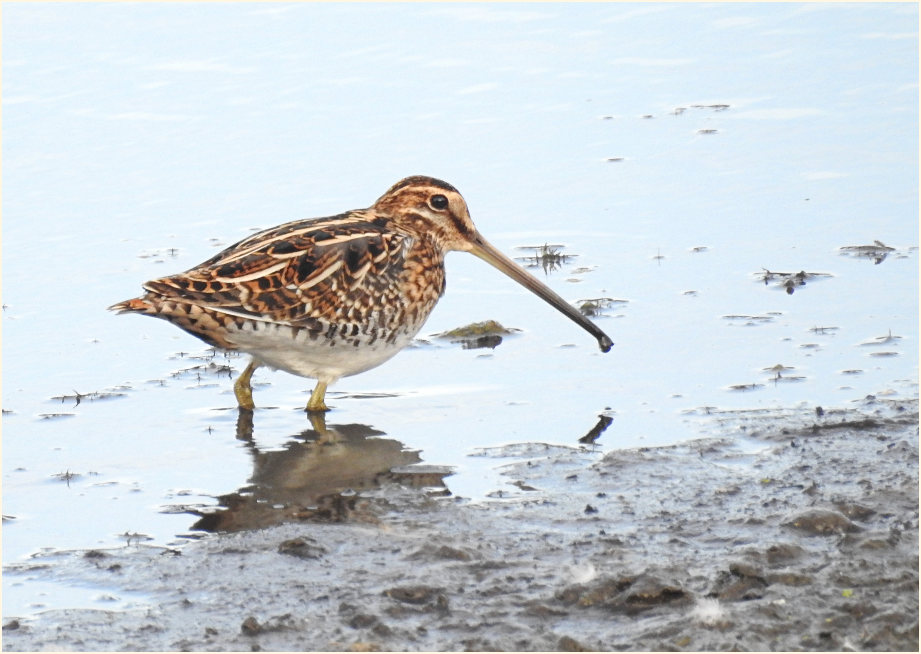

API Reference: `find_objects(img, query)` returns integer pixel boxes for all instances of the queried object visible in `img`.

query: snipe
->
[110,176,613,412]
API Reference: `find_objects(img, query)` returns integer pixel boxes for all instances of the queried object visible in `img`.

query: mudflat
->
[4,396,917,651]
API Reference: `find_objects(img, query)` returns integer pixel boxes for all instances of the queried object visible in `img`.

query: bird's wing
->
[142,212,412,326]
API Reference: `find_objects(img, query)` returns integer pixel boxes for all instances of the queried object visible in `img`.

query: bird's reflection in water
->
[189,411,450,533]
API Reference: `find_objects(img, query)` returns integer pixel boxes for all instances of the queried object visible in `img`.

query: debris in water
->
[434,320,519,350]
[690,103,731,111]
[757,268,833,294]
[435,320,516,338]
[860,329,902,346]
[838,240,897,264]
[762,364,806,384]
[578,415,614,445]
[515,243,575,274]
[51,389,128,406]
[51,470,80,486]
[577,297,627,318]
[119,531,154,546]
[38,413,76,420]
[722,314,776,326]
[728,383,764,392]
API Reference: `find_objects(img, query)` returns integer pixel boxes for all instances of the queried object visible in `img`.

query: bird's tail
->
[108,297,156,314]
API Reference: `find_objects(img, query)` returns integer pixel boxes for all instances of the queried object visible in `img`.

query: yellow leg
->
[305,380,329,413]
[233,358,259,410]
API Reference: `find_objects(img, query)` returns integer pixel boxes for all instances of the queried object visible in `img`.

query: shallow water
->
[2,2,917,619]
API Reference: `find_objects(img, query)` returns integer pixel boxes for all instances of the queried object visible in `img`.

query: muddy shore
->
[3,395,917,652]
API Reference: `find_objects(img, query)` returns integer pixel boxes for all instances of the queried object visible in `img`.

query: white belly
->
[223,319,419,384]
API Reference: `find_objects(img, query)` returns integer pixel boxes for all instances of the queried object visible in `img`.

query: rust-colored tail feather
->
[108,297,155,314]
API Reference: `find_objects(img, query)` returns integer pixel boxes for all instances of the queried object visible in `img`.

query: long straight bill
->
[468,233,614,352]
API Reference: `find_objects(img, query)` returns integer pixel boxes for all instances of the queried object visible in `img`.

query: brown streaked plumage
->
[110,176,613,412]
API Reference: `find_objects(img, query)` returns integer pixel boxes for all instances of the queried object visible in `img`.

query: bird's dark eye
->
[429,194,449,211]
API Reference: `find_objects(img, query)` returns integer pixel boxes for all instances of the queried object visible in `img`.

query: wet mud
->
[3,397,917,652]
